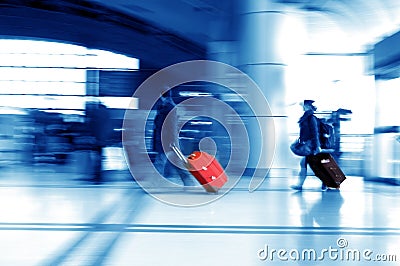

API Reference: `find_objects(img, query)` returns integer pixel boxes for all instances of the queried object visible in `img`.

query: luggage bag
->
[171,144,228,193]
[307,153,346,188]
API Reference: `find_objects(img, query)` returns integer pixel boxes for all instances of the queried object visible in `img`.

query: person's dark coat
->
[152,98,178,153]
[87,103,111,148]
[298,109,320,153]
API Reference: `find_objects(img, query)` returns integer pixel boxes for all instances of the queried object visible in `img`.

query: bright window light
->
[285,54,375,134]
[99,97,138,110]
[375,77,400,126]
[0,40,139,69]
[0,39,139,114]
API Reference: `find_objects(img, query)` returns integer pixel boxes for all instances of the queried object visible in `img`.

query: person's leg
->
[162,153,175,180]
[291,157,307,190]
[154,152,167,176]
[177,167,195,186]
[164,149,196,187]
[93,146,103,184]
[162,155,195,186]
[298,156,308,186]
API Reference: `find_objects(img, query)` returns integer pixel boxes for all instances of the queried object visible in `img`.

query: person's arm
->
[309,115,321,154]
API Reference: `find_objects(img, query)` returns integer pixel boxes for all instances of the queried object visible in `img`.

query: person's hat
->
[301,99,317,111]
[303,100,315,106]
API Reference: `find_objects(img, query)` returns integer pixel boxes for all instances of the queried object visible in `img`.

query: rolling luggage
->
[307,153,346,188]
[171,144,228,193]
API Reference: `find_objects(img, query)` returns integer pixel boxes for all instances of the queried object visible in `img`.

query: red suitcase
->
[307,153,346,188]
[171,144,228,193]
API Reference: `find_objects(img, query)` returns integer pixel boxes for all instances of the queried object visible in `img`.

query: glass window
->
[286,54,375,134]
[0,39,139,114]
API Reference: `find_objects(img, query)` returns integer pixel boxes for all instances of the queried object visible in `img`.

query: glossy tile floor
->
[0,164,399,266]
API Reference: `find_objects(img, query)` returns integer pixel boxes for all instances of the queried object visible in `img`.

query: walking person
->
[291,100,327,191]
[86,101,111,184]
[152,90,195,187]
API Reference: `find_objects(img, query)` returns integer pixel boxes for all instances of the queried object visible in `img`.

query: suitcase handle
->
[170,143,188,164]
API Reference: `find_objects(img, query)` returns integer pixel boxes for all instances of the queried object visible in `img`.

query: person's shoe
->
[291,185,303,191]
[327,186,340,191]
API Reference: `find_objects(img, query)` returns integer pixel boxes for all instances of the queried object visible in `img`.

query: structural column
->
[236,0,290,172]
[371,30,400,182]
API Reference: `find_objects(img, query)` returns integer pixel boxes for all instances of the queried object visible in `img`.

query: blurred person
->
[86,101,111,184]
[291,100,326,191]
[152,90,194,186]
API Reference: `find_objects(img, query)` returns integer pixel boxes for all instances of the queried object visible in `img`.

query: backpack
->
[318,118,335,149]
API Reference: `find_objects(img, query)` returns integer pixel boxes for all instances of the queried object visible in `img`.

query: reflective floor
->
[0,164,399,266]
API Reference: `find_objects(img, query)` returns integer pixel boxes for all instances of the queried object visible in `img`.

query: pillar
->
[236,0,290,172]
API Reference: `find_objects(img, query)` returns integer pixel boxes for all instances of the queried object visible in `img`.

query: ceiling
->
[281,0,400,53]
[87,0,400,53]
[0,0,399,68]
[86,0,233,46]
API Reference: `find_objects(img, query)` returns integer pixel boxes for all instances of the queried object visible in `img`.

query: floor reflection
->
[292,190,345,227]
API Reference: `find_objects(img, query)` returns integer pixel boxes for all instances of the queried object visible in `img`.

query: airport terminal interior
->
[0,0,400,265]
